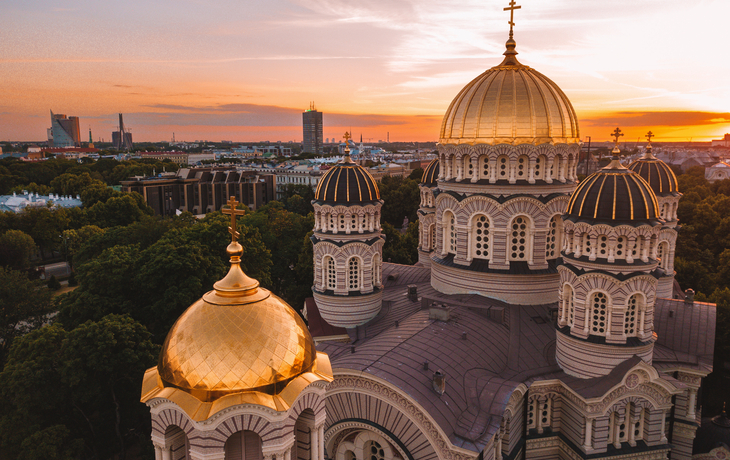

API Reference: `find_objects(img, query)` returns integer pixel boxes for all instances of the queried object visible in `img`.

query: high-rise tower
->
[302,102,323,155]
[49,111,80,147]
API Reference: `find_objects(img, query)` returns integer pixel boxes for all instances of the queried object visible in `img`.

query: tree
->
[378,175,420,228]
[408,167,424,182]
[0,267,54,359]
[60,315,157,459]
[47,275,61,291]
[61,225,104,264]
[0,229,36,270]
[85,193,153,228]
[18,425,85,460]
[50,172,104,197]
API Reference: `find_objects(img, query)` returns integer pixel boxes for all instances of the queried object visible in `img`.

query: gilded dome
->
[628,146,679,196]
[157,289,315,400]
[439,38,579,146]
[314,155,380,204]
[141,201,332,420]
[421,158,440,187]
[566,158,659,223]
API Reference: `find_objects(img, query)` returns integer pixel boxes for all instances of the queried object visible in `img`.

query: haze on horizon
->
[1,0,729,144]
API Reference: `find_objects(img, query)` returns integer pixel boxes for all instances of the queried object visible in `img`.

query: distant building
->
[49,111,80,147]
[112,113,134,150]
[706,161,730,182]
[0,191,82,213]
[711,133,730,147]
[302,103,323,154]
[132,151,215,166]
[121,167,275,216]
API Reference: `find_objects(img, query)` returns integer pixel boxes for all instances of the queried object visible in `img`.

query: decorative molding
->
[326,373,478,460]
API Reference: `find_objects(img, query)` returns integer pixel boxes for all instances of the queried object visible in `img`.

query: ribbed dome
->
[628,149,679,196]
[566,159,659,223]
[314,157,380,204]
[440,42,579,146]
[421,158,440,187]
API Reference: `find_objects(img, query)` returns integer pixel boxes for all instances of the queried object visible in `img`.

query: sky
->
[1,0,730,144]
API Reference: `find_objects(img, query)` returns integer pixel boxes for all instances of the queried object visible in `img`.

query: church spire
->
[501,0,521,65]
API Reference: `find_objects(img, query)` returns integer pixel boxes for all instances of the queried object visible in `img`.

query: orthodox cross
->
[222,196,246,242]
[645,131,655,143]
[611,127,624,145]
[504,0,521,35]
[343,131,352,143]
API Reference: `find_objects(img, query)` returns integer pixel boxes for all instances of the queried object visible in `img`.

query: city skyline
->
[1,0,729,143]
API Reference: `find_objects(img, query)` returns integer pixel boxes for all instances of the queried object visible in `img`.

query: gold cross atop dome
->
[222,196,246,243]
[611,127,624,145]
[645,131,655,143]
[504,0,521,36]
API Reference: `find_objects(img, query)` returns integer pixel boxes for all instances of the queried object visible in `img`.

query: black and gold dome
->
[566,158,659,223]
[314,154,380,205]
[421,158,440,187]
[628,145,679,196]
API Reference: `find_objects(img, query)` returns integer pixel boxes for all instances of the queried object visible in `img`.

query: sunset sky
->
[1,0,729,144]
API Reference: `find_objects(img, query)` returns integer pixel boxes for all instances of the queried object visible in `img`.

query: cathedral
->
[140,5,720,460]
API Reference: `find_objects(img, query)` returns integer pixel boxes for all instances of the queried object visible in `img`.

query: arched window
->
[597,235,609,257]
[164,426,190,460]
[540,398,552,428]
[625,294,643,336]
[509,216,530,261]
[444,211,456,254]
[463,156,473,180]
[348,257,361,291]
[324,256,336,290]
[350,214,357,231]
[429,224,436,251]
[480,155,490,180]
[526,397,536,429]
[451,155,458,180]
[361,214,367,232]
[657,241,669,270]
[339,214,346,232]
[364,440,385,460]
[224,431,262,460]
[632,236,642,259]
[535,155,546,180]
[295,409,315,460]
[583,233,592,255]
[633,408,645,441]
[590,292,608,336]
[497,155,509,180]
[329,214,335,232]
[546,215,561,259]
[615,236,627,260]
[372,254,381,287]
[471,214,490,260]
[516,155,528,180]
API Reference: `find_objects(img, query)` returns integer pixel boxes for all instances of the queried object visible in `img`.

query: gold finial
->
[609,127,624,161]
[645,131,654,143]
[504,0,521,37]
[643,131,657,159]
[341,131,356,163]
[611,127,624,145]
[500,1,521,66]
[210,196,261,298]
[222,196,247,244]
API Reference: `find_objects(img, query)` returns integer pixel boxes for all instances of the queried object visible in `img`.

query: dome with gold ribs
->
[421,158,440,187]
[439,35,580,146]
[628,145,679,196]
[141,199,332,421]
[566,158,659,224]
[314,155,380,204]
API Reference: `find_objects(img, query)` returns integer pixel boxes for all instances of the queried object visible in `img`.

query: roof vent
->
[432,370,446,395]
[429,303,451,321]
[408,284,418,301]
[685,288,695,305]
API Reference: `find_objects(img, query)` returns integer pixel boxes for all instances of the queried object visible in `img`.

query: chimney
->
[685,288,695,305]
[432,370,446,395]
[429,303,451,321]
[407,284,418,301]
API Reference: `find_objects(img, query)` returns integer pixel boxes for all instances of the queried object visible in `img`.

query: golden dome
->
[314,152,380,204]
[421,158,440,187]
[439,37,580,146]
[141,198,332,420]
[566,158,659,223]
[628,145,679,196]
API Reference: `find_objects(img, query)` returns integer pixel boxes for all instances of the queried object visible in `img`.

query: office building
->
[302,102,323,154]
[49,111,80,147]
